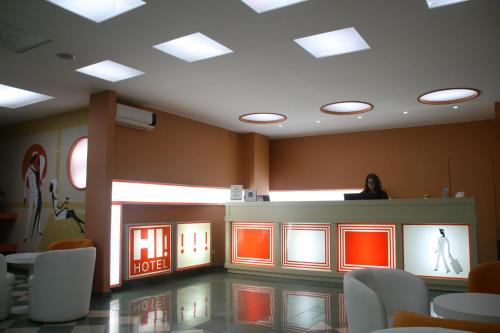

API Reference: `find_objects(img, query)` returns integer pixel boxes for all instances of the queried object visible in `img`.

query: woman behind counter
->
[360,173,389,199]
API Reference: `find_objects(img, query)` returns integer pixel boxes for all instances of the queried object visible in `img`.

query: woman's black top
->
[360,190,389,199]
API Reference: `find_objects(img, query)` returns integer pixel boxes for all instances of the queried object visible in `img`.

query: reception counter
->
[225,199,477,289]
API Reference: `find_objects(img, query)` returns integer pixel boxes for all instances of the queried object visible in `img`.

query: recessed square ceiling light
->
[240,0,307,13]
[45,0,146,23]
[153,32,233,63]
[0,83,53,108]
[426,0,469,9]
[294,27,370,58]
[76,60,144,82]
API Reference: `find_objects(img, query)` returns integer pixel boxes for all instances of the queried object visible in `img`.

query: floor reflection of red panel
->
[232,284,274,327]
[128,293,171,329]
[338,293,348,330]
[338,224,396,272]
[231,223,275,266]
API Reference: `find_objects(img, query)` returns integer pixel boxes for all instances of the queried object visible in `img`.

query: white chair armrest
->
[6,272,15,286]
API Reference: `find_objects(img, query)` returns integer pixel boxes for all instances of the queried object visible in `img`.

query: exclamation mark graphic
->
[181,234,184,254]
[193,232,197,252]
[164,235,168,256]
[205,232,208,251]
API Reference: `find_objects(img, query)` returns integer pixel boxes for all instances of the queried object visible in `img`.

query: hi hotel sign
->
[127,224,172,279]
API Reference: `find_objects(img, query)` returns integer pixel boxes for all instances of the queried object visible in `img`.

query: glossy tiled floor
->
[2,269,349,333]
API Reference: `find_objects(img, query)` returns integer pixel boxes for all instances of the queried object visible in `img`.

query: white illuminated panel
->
[241,0,307,13]
[426,0,469,9]
[112,181,230,204]
[0,83,53,108]
[282,224,331,271]
[295,27,370,58]
[283,291,331,332]
[110,205,122,287]
[154,32,233,63]
[76,60,144,82]
[46,0,146,23]
[403,224,471,279]
[270,189,361,202]
[177,284,211,326]
[176,222,211,270]
[67,137,88,190]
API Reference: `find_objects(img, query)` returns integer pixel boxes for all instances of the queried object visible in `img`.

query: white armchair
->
[343,268,429,333]
[0,253,15,320]
[28,247,96,323]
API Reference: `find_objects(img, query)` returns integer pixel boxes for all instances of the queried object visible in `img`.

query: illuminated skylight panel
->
[418,88,480,105]
[270,189,362,202]
[239,113,287,124]
[0,84,53,108]
[295,27,370,58]
[241,0,308,13]
[46,0,146,23]
[321,101,374,115]
[426,0,469,9]
[154,33,233,63]
[111,181,230,204]
[76,60,144,82]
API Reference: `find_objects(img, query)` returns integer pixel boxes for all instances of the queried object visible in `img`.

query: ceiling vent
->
[0,21,52,53]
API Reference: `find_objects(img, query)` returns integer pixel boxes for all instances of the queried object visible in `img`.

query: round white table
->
[6,252,41,275]
[433,293,500,324]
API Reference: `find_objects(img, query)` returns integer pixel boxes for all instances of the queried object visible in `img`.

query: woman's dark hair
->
[364,173,383,193]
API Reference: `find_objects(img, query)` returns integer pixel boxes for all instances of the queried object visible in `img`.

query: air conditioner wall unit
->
[115,103,156,131]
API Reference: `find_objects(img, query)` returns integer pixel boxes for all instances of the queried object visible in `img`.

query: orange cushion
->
[468,261,500,294]
[48,239,94,250]
[393,311,500,333]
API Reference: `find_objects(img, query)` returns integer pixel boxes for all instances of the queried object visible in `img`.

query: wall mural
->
[21,144,47,242]
[49,178,85,233]
[0,124,88,251]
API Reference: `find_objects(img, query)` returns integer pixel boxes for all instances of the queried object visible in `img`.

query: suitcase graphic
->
[449,254,463,274]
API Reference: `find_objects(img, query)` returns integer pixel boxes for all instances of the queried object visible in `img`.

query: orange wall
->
[112,103,244,273]
[270,119,500,262]
[239,133,270,195]
[113,104,241,186]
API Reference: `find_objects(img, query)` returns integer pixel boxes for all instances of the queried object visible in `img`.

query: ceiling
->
[0,0,499,138]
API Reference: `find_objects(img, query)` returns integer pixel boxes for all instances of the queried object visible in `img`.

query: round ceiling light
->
[320,101,374,115]
[418,88,480,105]
[239,113,287,124]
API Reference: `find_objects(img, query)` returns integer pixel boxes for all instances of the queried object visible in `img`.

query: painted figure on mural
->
[434,228,451,273]
[49,178,86,233]
[23,152,45,242]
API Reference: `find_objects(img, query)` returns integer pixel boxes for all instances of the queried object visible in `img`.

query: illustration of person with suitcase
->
[434,228,463,274]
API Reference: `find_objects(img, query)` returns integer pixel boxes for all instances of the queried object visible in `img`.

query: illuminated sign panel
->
[233,284,275,327]
[337,224,396,272]
[176,222,211,270]
[231,222,275,266]
[282,224,331,271]
[403,224,471,279]
[127,224,172,279]
[282,290,331,332]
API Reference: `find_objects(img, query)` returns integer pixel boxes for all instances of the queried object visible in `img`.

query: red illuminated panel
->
[128,224,172,279]
[232,222,275,266]
[232,284,274,327]
[282,290,331,332]
[337,224,396,272]
[282,224,331,271]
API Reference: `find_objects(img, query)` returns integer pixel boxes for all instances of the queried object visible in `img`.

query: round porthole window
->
[67,136,88,190]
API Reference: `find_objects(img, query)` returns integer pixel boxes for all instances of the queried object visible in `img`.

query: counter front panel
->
[225,199,478,288]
